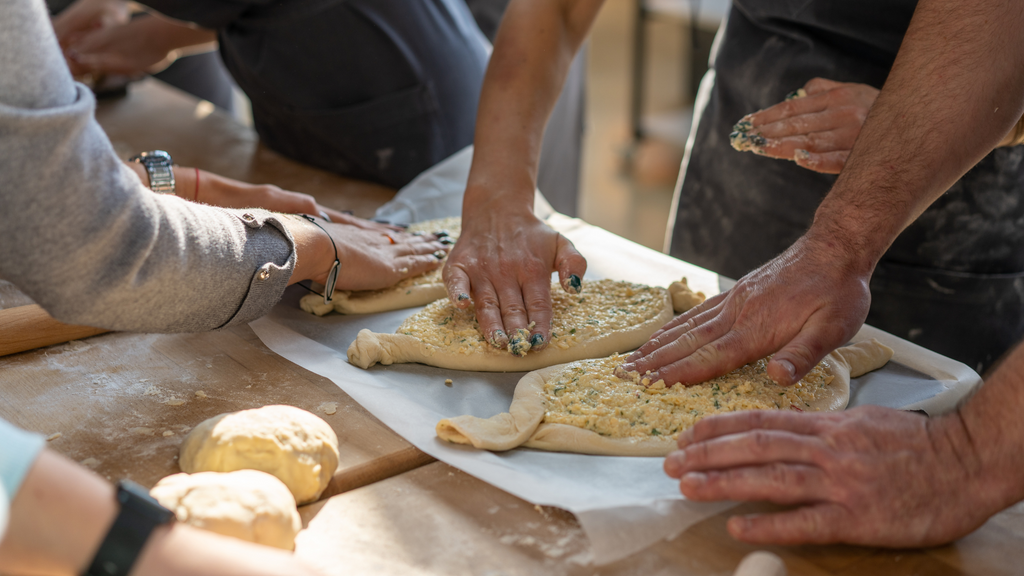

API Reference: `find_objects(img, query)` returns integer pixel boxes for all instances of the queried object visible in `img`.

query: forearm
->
[0,451,116,574]
[464,0,602,214]
[946,342,1024,513]
[808,0,1024,266]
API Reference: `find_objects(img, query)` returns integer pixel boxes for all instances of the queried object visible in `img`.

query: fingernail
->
[433,250,447,260]
[341,210,354,215]
[373,218,391,224]
[439,236,455,245]
[776,359,795,382]
[529,333,545,348]
[681,472,706,487]
[433,230,450,238]
[411,231,425,236]
[614,364,633,380]
[490,329,508,348]
[569,274,582,294]
[457,293,470,301]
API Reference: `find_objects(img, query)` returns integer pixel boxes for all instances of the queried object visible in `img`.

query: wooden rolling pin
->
[0,304,109,357]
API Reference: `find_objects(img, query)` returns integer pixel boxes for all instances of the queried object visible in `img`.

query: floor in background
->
[579,0,702,251]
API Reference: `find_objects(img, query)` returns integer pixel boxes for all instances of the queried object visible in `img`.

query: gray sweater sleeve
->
[0,0,297,333]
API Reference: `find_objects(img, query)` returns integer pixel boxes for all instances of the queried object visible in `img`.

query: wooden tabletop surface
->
[1,78,1020,576]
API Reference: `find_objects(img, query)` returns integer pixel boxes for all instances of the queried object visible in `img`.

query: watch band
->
[129,150,176,194]
[84,480,175,576]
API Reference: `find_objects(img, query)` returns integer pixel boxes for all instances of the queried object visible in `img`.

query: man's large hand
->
[735,78,879,174]
[663,406,999,547]
[622,232,871,386]
[443,208,586,350]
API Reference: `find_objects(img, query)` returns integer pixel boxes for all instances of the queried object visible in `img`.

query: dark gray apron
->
[143,0,489,189]
[669,0,1024,373]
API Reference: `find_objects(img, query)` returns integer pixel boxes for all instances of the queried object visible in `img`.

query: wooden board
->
[0,324,431,491]
[296,461,1024,576]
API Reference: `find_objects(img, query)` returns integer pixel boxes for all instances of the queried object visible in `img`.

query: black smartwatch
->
[84,480,175,576]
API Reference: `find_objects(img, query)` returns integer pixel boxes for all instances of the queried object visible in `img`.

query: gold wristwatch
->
[129,150,176,194]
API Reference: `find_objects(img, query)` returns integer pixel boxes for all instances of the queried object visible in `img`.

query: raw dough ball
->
[179,405,339,504]
[151,470,301,550]
[668,277,706,313]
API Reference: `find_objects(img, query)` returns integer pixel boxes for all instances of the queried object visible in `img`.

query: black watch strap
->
[84,480,175,576]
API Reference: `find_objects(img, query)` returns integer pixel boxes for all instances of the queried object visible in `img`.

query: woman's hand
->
[64,14,215,78]
[181,168,402,233]
[51,0,129,49]
[731,78,879,174]
[443,201,586,350]
[325,224,450,291]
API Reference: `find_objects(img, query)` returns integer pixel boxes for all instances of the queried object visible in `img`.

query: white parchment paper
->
[251,147,982,564]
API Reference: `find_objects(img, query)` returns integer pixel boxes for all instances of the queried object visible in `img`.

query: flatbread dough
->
[179,405,340,505]
[436,339,894,456]
[300,216,461,315]
[150,470,301,550]
[348,279,675,372]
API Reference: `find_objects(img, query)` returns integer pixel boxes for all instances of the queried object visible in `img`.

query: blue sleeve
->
[0,418,45,513]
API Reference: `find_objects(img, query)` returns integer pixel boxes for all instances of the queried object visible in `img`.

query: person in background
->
[0,1,446,571]
[53,0,590,216]
[53,0,490,190]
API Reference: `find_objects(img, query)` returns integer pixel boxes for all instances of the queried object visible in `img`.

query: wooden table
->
[2,78,1021,576]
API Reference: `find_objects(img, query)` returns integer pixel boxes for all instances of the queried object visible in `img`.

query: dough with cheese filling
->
[436,339,893,456]
[348,279,674,372]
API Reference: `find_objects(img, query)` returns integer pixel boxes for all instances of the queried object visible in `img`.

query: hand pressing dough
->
[300,216,461,315]
[150,470,301,550]
[348,279,674,372]
[437,339,893,456]
[179,405,339,504]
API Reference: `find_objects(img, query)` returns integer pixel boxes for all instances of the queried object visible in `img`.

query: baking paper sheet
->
[251,147,982,564]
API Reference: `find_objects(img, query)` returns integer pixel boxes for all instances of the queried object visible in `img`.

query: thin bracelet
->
[194,167,200,202]
[299,214,340,305]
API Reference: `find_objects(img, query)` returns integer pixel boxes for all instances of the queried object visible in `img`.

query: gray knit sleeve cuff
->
[217,210,297,328]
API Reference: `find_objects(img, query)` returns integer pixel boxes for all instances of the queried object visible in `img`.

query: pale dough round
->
[179,405,340,504]
[150,470,301,550]
[437,339,894,456]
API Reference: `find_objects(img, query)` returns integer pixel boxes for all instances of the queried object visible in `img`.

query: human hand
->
[65,14,215,78]
[51,0,129,49]
[443,205,586,350]
[183,169,402,233]
[621,231,871,387]
[663,406,999,547]
[731,78,879,174]
[322,224,449,292]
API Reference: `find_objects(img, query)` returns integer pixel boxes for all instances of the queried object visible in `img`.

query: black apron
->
[669,0,1024,373]
[143,0,489,189]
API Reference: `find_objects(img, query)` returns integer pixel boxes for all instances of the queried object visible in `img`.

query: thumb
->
[554,234,587,294]
[767,318,849,386]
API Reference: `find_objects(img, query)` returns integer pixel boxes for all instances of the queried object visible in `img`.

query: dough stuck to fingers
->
[668,277,706,313]
[348,279,674,372]
[436,339,893,456]
[300,216,461,316]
